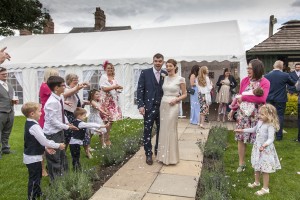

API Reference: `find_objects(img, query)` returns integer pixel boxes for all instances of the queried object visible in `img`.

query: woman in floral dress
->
[197,66,212,129]
[99,61,123,146]
[229,59,270,173]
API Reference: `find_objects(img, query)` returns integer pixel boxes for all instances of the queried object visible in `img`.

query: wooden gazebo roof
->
[247,20,300,55]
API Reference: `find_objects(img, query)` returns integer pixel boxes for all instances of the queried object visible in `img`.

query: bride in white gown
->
[157,59,187,165]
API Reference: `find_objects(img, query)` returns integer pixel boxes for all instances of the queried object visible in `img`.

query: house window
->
[7,72,23,104]
[133,69,143,105]
[82,70,103,100]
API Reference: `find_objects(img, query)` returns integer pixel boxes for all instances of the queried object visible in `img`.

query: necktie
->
[155,71,160,83]
[60,99,66,123]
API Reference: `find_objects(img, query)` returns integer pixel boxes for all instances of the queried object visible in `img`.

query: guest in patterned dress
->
[216,68,237,122]
[235,104,281,196]
[197,66,212,129]
[229,59,270,173]
[99,61,123,146]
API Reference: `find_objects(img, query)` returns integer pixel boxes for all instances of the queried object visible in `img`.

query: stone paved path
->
[90,119,235,200]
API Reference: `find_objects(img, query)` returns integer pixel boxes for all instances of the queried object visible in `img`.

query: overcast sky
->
[37,0,300,50]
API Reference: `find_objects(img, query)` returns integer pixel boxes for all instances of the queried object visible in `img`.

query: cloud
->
[37,0,298,49]
[153,15,171,23]
[291,0,300,6]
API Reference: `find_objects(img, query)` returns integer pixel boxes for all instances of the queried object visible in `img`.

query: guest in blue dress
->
[189,65,200,124]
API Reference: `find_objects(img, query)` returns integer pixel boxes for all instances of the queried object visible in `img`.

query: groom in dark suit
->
[287,63,300,94]
[137,53,167,165]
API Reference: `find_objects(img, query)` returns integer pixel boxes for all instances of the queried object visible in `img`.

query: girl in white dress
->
[235,104,281,196]
[85,89,108,157]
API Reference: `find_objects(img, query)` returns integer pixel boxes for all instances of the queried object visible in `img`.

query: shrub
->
[45,170,93,200]
[196,126,231,200]
[122,132,143,155]
[285,94,298,115]
[99,145,126,167]
[199,126,228,159]
[200,169,230,196]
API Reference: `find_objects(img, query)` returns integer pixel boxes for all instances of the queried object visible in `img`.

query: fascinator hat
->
[103,60,109,70]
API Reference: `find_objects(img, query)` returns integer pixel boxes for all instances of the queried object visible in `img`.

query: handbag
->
[187,87,195,95]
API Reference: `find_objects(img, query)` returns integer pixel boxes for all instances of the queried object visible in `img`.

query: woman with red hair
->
[99,61,123,146]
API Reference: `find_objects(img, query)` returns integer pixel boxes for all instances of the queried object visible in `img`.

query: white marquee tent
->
[0,20,247,117]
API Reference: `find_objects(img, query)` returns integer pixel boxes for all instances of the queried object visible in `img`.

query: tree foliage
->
[0,0,49,36]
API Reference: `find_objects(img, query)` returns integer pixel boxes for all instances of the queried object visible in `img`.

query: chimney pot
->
[94,7,106,31]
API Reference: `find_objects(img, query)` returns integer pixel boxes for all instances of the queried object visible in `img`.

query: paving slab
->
[160,160,202,177]
[179,132,207,142]
[148,174,198,198]
[90,187,144,200]
[178,123,187,128]
[143,193,194,200]
[177,127,186,133]
[118,152,163,174]
[179,141,202,161]
[104,169,158,193]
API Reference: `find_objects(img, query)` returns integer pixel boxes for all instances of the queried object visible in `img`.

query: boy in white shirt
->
[22,102,65,200]
[43,76,78,181]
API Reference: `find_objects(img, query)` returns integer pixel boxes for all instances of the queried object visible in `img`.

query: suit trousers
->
[268,101,286,139]
[143,104,160,156]
[26,161,42,200]
[45,131,68,181]
[70,144,81,171]
[0,111,14,154]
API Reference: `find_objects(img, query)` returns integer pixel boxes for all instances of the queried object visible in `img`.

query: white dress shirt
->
[43,93,69,135]
[0,80,8,91]
[69,120,106,145]
[23,119,60,164]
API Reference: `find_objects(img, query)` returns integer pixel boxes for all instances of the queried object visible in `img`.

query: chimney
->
[269,15,277,37]
[19,29,32,36]
[43,17,54,34]
[94,7,106,31]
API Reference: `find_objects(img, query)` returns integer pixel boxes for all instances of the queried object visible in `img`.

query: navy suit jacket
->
[137,68,167,111]
[264,70,295,102]
[287,71,299,94]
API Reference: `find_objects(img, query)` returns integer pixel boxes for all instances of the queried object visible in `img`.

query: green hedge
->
[285,94,298,115]
[44,170,93,200]
[196,126,231,200]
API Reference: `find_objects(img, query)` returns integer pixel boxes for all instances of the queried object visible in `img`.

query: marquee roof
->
[0,20,246,70]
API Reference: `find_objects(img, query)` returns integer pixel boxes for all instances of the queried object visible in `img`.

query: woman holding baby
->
[228,59,270,173]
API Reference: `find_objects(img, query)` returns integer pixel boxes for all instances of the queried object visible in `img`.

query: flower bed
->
[196,126,231,200]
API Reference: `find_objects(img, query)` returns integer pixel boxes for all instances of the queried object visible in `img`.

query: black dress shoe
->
[2,150,11,154]
[146,156,153,165]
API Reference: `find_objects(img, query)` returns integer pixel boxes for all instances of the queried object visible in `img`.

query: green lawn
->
[224,128,300,200]
[0,116,143,200]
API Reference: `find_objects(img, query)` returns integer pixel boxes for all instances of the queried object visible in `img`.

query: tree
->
[0,0,49,36]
